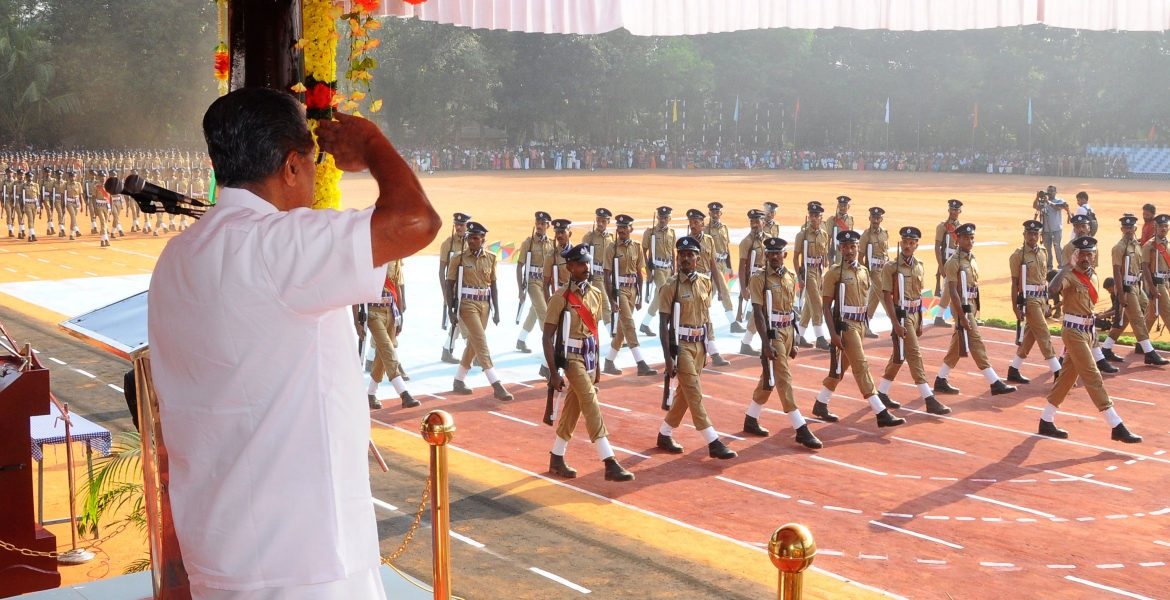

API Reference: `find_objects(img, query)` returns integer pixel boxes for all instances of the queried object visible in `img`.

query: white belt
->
[527,266,544,279]
[617,275,638,287]
[944,248,956,259]
[653,258,673,269]
[460,286,490,300]
[964,285,978,299]
[1063,314,1094,325]
[770,311,795,327]
[1157,272,1170,280]
[565,338,594,349]
[677,325,707,342]
[591,263,604,274]
[1124,274,1139,284]
[1023,284,1048,298]
[715,252,730,261]
[841,305,867,322]
[868,258,886,269]
[804,256,824,269]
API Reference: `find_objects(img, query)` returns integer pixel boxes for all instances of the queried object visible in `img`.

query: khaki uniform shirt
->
[447,249,496,290]
[1113,237,1143,285]
[1060,268,1099,317]
[693,232,717,275]
[749,268,797,313]
[858,227,890,283]
[51,180,66,203]
[935,219,962,263]
[763,220,780,239]
[603,239,645,278]
[660,273,714,329]
[192,178,208,199]
[1009,245,1049,288]
[642,226,676,271]
[738,231,767,276]
[547,282,604,342]
[822,212,854,241]
[880,254,925,305]
[517,234,555,281]
[944,251,979,306]
[794,224,829,271]
[439,234,466,265]
[1145,237,1170,279]
[63,181,83,203]
[823,262,871,309]
[581,229,614,278]
[543,243,572,289]
[703,221,731,265]
[21,182,40,205]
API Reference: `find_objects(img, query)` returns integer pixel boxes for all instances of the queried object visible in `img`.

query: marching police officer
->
[62,171,83,240]
[1144,214,1170,336]
[602,214,658,376]
[858,207,889,338]
[736,210,768,355]
[1006,220,1063,384]
[685,208,731,366]
[516,211,555,353]
[2,168,15,237]
[824,196,854,263]
[704,202,738,331]
[447,222,514,401]
[581,208,615,331]
[20,171,39,242]
[1062,214,1118,374]
[1104,215,1168,364]
[640,206,676,336]
[366,259,420,409]
[933,199,963,326]
[439,212,471,364]
[762,202,780,238]
[51,170,67,237]
[747,237,823,448]
[90,170,113,247]
[794,202,831,350]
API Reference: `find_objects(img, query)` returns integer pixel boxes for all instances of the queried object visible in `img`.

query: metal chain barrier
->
[0,519,132,559]
[382,474,431,565]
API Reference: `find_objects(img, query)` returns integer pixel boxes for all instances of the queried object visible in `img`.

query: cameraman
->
[1034,185,1070,271]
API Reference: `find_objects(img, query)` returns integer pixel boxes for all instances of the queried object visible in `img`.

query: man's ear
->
[282,150,301,187]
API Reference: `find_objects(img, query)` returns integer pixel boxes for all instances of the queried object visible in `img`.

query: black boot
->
[711,353,731,367]
[1007,367,1030,384]
[549,453,577,478]
[875,409,906,428]
[539,365,550,379]
[603,457,635,481]
[811,400,839,422]
[1102,348,1125,363]
[492,381,514,401]
[730,321,747,333]
[990,380,1018,395]
[636,361,659,376]
[739,343,760,357]
[864,327,879,339]
[1145,351,1170,366]
[603,359,622,376]
[400,391,420,408]
[657,433,683,454]
[452,379,473,395]
[744,415,769,437]
[794,424,823,449]
[368,394,382,410]
[815,337,832,351]
[934,376,960,395]
[707,439,737,459]
[1096,359,1120,374]
[516,340,532,353]
[639,324,657,337]
[877,393,901,410]
[1038,419,1068,439]
[923,396,951,415]
[1111,422,1142,444]
[798,336,814,348]
[441,348,460,364]
[933,315,948,327]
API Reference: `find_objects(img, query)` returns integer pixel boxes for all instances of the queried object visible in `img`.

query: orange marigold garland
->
[214,0,229,96]
[301,0,344,210]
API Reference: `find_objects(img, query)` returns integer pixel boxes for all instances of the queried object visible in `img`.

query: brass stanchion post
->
[421,410,455,600]
[769,523,815,600]
[57,403,94,565]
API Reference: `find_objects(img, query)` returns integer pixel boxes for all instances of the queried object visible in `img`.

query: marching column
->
[602,214,658,377]
[1063,214,1118,374]
[447,222,513,401]
[541,218,574,378]
[367,259,420,410]
[933,199,963,326]
[737,210,768,355]
[581,208,615,330]
[704,202,740,331]
[1104,215,1168,364]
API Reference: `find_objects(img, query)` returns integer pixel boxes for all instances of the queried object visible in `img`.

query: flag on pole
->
[1027,98,1032,125]
[973,103,979,128]
[884,98,890,124]
[1150,124,1157,140]
[672,100,678,123]
[794,98,800,124]
[733,96,739,122]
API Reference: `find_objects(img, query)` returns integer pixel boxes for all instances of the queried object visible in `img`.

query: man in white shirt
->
[149,88,440,599]
[1074,191,1098,237]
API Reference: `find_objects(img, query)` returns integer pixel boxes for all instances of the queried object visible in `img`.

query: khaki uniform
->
[517,234,555,333]
[795,225,830,329]
[547,282,609,443]
[943,251,992,370]
[1062,239,1099,268]
[822,212,854,262]
[369,260,405,383]
[1010,245,1057,360]
[51,179,66,231]
[1049,268,1112,411]
[542,243,572,292]
[934,219,962,308]
[581,229,614,325]
[820,262,878,397]
[738,232,768,335]
[704,221,732,274]
[880,255,928,385]
[642,226,676,318]
[62,181,83,234]
[763,220,780,240]
[858,227,890,317]
[447,249,498,370]
[41,175,56,230]
[1109,237,1151,342]
[2,178,16,231]
[603,239,645,350]
[439,234,469,342]
[661,273,715,431]
[87,179,111,238]
[750,267,799,412]
[693,232,732,312]
[20,181,40,234]
[1144,237,1170,333]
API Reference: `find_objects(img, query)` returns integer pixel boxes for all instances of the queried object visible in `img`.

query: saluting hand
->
[314,113,393,173]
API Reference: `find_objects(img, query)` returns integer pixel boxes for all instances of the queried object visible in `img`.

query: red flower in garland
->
[402,0,427,5]
[353,0,382,10]
[305,82,336,110]
[213,42,230,81]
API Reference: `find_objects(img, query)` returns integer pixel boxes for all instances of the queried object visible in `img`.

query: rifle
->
[737,249,756,322]
[828,281,845,379]
[516,250,531,325]
[1015,261,1027,346]
[356,303,368,362]
[761,274,776,391]
[892,272,906,364]
[647,229,657,298]
[1117,255,1131,331]
[662,280,680,411]
[958,270,971,357]
[543,288,570,426]
[441,249,454,331]
[447,264,464,353]
[610,255,620,337]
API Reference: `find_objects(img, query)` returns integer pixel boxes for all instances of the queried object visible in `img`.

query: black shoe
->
[711,353,731,367]
[811,400,839,422]
[29,234,36,242]
[539,365,550,379]
[924,396,951,415]
[368,394,382,409]
[864,327,879,339]
[877,393,900,410]
[452,379,473,395]
[657,433,684,454]
[933,316,948,327]
[707,439,737,459]
[516,340,532,353]
[603,457,634,482]
[794,424,823,449]
[1111,423,1142,444]
[815,337,831,351]
[603,359,622,376]
[636,361,659,376]
[1145,351,1169,366]
[549,453,577,478]
[730,321,747,333]
[1102,348,1125,363]
[990,380,1018,395]
[744,415,769,437]
[639,324,657,337]
[492,381,514,401]
[739,343,760,356]
[441,348,460,364]
[876,409,906,428]
[400,391,420,408]
[1038,419,1068,439]
[1134,345,1148,356]
[934,376,960,395]
[1007,367,1030,384]
[798,336,813,348]
[1096,359,1119,374]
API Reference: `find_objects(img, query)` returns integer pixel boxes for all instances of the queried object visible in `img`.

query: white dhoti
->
[191,566,387,600]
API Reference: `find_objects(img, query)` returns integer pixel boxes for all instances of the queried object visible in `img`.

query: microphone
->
[104,175,206,219]
[123,174,206,208]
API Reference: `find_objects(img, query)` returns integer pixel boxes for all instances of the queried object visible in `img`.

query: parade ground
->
[2,170,1168,598]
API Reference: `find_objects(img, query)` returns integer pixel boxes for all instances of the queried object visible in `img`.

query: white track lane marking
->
[682,423,744,441]
[1140,562,1165,567]
[980,562,1014,567]
[108,384,124,393]
[450,531,486,548]
[1065,575,1156,600]
[72,368,96,378]
[1048,564,1076,569]
[1129,378,1170,388]
[825,506,862,514]
[869,520,963,549]
[1097,564,1125,569]
[611,446,651,459]
[488,411,540,427]
[715,476,792,499]
[48,357,66,365]
[917,559,947,565]
[1043,470,1132,492]
[1113,396,1155,406]
[810,455,887,476]
[529,567,591,594]
[1025,405,1097,420]
[597,402,631,412]
[1156,540,1170,547]
[371,497,399,512]
[966,494,1056,519]
[891,436,966,454]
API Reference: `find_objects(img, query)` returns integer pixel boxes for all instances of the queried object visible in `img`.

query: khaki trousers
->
[65,203,79,233]
[665,341,713,430]
[944,312,992,370]
[609,287,641,350]
[1145,284,1170,334]
[590,274,611,325]
[4,201,14,227]
[368,305,401,382]
[707,268,733,312]
[458,299,495,370]
[555,357,608,443]
[751,327,798,412]
[42,196,55,227]
[645,269,670,317]
[1016,298,1057,360]
[1048,329,1113,411]
[882,312,928,385]
[821,323,878,398]
[520,279,548,333]
[54,200,66,228]
[22,204,36,233]
[865,284,883,320]
[95,206,109,237]
[799,268,825,327]
[110,200,122,229]
[1108,289,1150,343]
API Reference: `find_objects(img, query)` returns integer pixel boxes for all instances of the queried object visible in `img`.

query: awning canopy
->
[376,0,1170,34]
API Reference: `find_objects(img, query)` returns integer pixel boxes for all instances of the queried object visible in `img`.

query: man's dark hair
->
[1144,203,1157,214]
[202,88,314,187]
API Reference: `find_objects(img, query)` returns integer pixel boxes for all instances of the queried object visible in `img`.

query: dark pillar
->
[228,0,304,93]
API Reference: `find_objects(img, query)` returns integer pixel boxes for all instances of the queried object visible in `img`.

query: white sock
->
[741,330,755,344]
[813,324,826,337]
[1092,347,1105,361]
[454,365,470,381]
[725,310,737,325]
[659,422,674,436]
[606,347,619,361]
[1140,339,1155,353]
[981,367,999,384]
[594,436,615,460]
[484,367,501,384]
[746,401,764,419]
[1047,357,1062,372]
[551,436,569,456]
[631,346,645,362]
[390,376,407,395]
[877,378,893,394]
[706,340,719,355]
[867,395,886,414]
[1040,403,1058,422]
[367,378,379,394]
[916,383,933,399]
[697,426,719,444]
[641,313,654,327]
[518,328,530,343]
[1010,356,1024,369]
[1102,407,1122,428]
[816,387,832,404]
[937,364,952,379]
[1102,337,1115,350]
[102,234,109,242]
[787,410,807,430]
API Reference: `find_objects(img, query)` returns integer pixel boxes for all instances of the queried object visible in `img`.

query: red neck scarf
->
[1072,269,1098,305]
